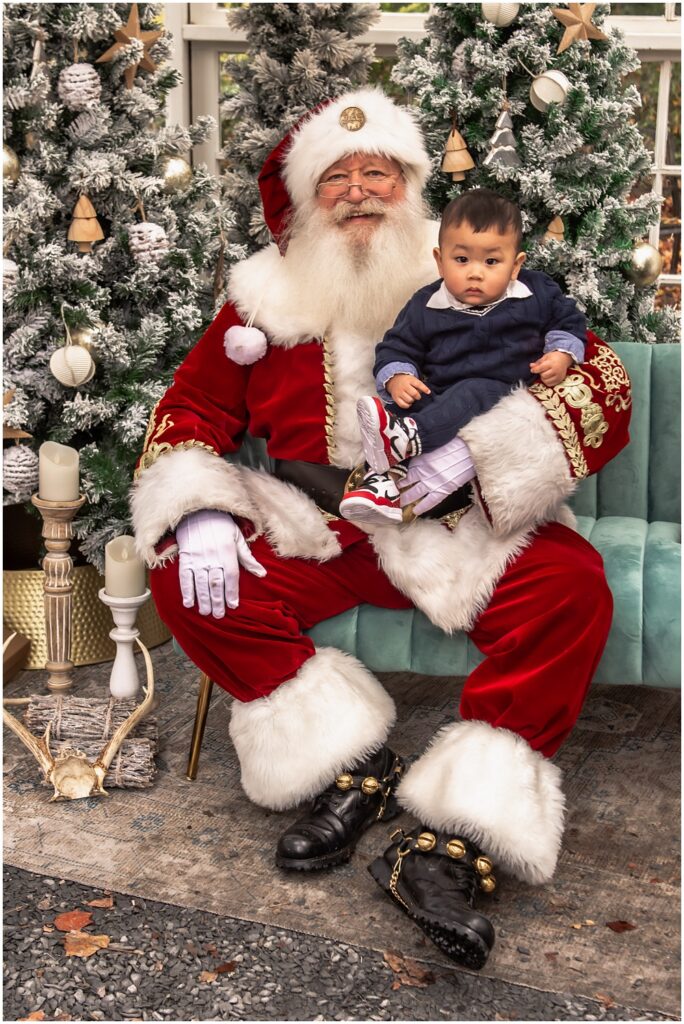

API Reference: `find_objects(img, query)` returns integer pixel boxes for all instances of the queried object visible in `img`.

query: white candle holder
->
[99,588,151,698]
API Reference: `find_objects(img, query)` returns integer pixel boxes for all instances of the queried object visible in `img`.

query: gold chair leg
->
[186,672,214,781]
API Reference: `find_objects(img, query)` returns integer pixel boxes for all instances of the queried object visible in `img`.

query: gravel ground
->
[3,866,674,1023]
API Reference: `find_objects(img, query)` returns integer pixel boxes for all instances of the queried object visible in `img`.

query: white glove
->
[399,436,477,516]
[176,508,266,618]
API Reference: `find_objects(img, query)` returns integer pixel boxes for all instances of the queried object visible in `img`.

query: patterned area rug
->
[3,641,680,1017]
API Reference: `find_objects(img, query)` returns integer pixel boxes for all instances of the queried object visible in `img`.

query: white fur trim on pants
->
[396,720,565,885]
[228,647,396,811]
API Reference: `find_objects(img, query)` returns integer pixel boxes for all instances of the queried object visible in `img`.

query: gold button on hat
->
[339,106,366,132]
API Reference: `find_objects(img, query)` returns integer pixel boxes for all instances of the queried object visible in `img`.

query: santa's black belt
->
[273,459,471,522]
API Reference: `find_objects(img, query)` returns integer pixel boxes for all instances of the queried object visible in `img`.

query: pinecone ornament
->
[57,63,102,110]
[3,445,39,497]
[128,222,170,264]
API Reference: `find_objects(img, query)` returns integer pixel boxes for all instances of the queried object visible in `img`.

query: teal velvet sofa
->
[175,342,680,690]
[307,342,681,689]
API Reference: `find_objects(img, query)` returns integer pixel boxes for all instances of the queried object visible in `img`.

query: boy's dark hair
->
[438,189,523,250]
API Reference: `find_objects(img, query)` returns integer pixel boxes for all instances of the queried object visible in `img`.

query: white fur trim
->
[460,387,576,537]
[284,88,432,210]
[397,720,565,884]
[227,220,439,350]
[130,447,255,567]
[224,325,267,365]
[241,467,342,562]
[228,647,396,810]
[370,506,534,634]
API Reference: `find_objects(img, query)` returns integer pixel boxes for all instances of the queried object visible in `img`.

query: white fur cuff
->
[228,647,396,810]
[130,446,255,567]
[396,720,565,884]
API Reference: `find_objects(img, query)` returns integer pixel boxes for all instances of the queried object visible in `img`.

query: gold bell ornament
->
[49,304,96,388]
[442,124,475,181]
[68,194,105,254]
[3,144,20,184]
[481,3,519,27]
[159,154,193,193]
[543,216,565,243]
[627,241,663,288]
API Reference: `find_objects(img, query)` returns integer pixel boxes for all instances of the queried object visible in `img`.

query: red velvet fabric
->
[150,521,612,757]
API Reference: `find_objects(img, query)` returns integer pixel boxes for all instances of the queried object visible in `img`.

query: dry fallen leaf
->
[594,992,617,1009]
[570,923,583,930]
[606,920,636,933]
[383,950,435,988]
[54,909,93,932]
[36,896,53,911]
[84,896,114,909]
[650,877,664,884]
[205,942,218,955]
[64,931,110,958]
[216,962,237,974]
[199,970,218,983]
[544,951,559,961]
[42,925,54,934]
[584,919,596,926]
[18,1013,46,1021]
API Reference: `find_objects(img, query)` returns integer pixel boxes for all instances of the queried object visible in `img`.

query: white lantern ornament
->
[481,4,520,27]
[530,70,571,112]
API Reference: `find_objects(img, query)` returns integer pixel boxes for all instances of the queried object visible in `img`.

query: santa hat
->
[258,87,432,250]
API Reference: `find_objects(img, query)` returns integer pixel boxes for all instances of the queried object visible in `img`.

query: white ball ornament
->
[3,258,18,292]
[57,63,102,110]
[224,325,268,365]
[49,343,96,387]
[128,222,169,264]
[481,3,519,27]
[530,70,571,112]
[3,445,40,497]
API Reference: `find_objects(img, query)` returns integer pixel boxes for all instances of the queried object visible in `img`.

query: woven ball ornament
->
[529,70,571,112]
[50,343,96,387]
[627,242,663,288]
[57,63,102,110]
[3,445,40,497]
[481,3,520,27]
[128,222,169,263]
[224,325,268,365]
[3,258,18,291]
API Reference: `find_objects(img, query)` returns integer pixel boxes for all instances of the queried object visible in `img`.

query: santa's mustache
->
[329,198,388,223]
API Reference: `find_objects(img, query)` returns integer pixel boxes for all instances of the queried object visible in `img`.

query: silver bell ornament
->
[627,242,663,288]
[3,144,20,183]
[481,3,519,27]
[3,445,40,497]
[159,155,193,192]
[529,70,571,112]
[128,221,170,264]
[57,63,102,111]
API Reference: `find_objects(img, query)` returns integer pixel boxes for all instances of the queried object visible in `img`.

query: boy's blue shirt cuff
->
[376,361,419,402]
[544,331,586,364]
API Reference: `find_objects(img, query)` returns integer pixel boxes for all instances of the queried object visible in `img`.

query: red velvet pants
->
[150,519,612,758]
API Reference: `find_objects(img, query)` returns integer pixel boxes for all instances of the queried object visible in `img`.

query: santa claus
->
[131,89,630,969]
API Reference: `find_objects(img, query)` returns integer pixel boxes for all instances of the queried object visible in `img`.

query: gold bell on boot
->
[335,773,353,791]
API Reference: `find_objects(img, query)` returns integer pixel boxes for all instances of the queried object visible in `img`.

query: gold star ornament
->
[96,3,162,89]
[552,4,609,54]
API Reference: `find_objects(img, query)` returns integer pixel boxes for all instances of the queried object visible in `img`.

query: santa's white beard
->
[283,191,430,339]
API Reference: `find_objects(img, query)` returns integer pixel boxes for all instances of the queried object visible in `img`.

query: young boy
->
[340,188,586,525]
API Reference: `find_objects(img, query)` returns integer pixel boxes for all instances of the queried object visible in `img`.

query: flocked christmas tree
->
[3,2,244,568]
[393,2,679,345]
[219,2,379,254]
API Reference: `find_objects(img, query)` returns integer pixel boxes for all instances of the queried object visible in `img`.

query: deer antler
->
[3,633,56,785]
[96,637,155,775]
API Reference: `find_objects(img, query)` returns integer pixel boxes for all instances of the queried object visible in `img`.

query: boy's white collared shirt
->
[426,277,532,317]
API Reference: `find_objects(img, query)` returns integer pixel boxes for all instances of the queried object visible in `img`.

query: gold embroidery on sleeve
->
[135,401,218,479]
[529,381,590,478]
[321,335,338,464]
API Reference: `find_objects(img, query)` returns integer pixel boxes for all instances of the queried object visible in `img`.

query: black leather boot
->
[368,827,496,970]
[275,745,404,871]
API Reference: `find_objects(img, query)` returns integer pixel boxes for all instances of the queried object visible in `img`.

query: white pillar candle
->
[38,441,80,501]
[105,535,146,598]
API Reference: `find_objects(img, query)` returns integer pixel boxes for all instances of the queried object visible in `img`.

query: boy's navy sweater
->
[373,268,587,395]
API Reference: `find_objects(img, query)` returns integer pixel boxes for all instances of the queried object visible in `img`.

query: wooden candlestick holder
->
[30,493,86,692]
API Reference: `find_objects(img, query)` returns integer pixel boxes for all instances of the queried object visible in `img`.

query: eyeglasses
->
[316,172,400,200]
